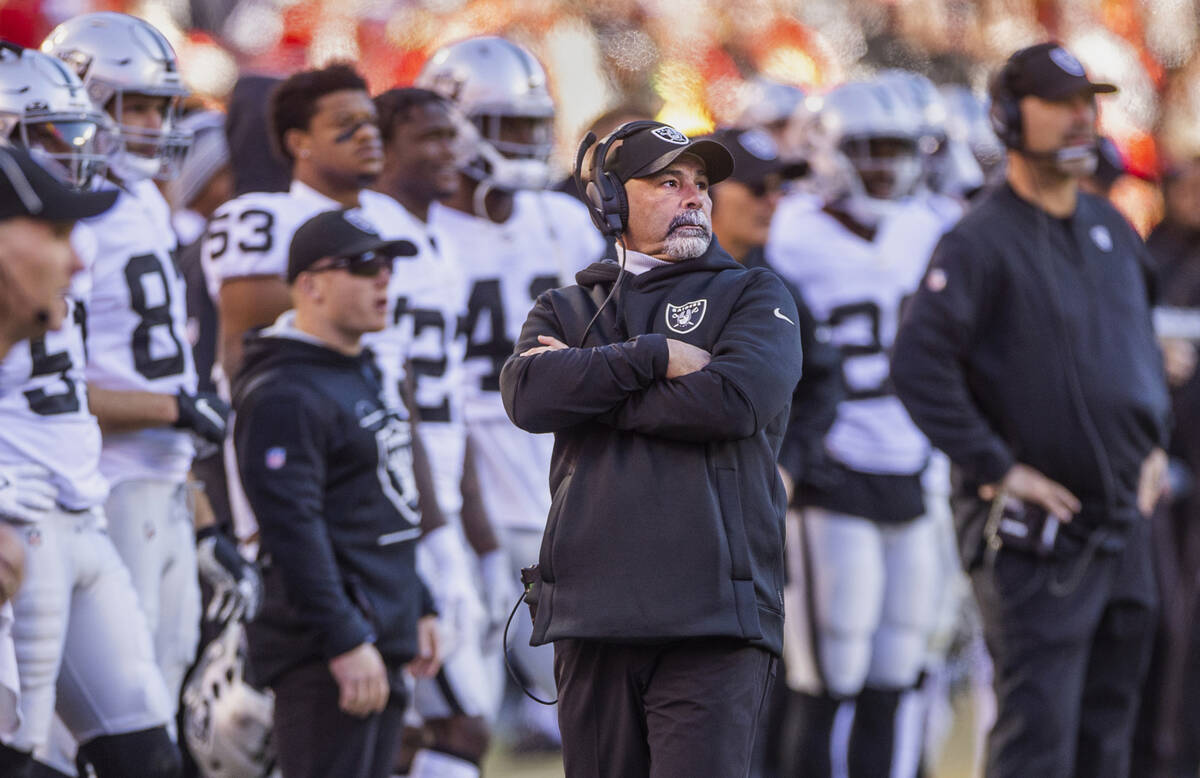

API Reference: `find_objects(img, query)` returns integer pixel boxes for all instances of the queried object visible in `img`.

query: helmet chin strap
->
[473,139,550,192]
[108,147,160,183]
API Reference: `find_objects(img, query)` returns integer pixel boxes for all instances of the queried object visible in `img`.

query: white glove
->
[478,549,521,636]
[0,464,56,522]
[196,527,263,625]
[416,525,486,657]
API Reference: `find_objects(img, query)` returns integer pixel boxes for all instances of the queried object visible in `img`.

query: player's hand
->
[0,463,56,522]
[1161,337,1198,387]
[665,339,711,379]
[1138,447,1168,516]
[521,335,568,357]
[174,390,230,445]
[979,463,1081,522]
[478,548,521,639]
[0,523,26,605]
[329,642,389,717]
[196,527,263,624]
[405,615,441,679]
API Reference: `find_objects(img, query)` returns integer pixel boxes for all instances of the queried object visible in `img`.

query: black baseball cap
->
[287,209,418,283]
[0,144,117,222]
[702,128,808,188]
[605,122,735,184]
[997,42,1117,101]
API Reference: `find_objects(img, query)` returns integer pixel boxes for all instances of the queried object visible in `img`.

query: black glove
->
[174,390,230,445]
[196,526,263,624]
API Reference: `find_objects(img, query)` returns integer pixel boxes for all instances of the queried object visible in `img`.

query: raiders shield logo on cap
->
[652,125,690,145]
[666,299,707,334]
[1049,47,1086,77]
[344,209,378,235]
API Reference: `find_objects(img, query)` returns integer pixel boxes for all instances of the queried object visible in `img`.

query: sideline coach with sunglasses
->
[232,209,441,778]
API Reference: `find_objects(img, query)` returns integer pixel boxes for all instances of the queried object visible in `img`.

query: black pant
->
[554,637,776,778]
[972,517,1157,778]
[272,660,407,778]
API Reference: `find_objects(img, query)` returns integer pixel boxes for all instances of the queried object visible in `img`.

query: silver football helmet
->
[939,84,1006,188]
[41,12,191,182]
[416,36,554,192]
[877,70,983,199]
[0,43,110,188]
[804,80,925,227]
[182,622,278,778]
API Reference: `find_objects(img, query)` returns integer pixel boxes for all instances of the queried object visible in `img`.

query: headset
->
[574,119,662,237]
[570,120,664,347]
[988,55,1025,151]
[989,50,1098,171]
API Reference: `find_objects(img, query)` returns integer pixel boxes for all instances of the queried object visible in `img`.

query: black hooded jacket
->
[232,324,433,684]
[499,240,803,655]
[893,184,1170,561]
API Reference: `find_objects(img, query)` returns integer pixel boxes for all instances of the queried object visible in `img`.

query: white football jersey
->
[362,198,469,518]
[429,190,604,530]
[84,179,197,486]
[0,232,106,512]
[767,195,949,475]
[201,180,403,299]
[203,180,418,541]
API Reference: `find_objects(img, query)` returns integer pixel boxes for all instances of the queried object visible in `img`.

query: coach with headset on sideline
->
[892,42,1169,778]
[499,121,803,777]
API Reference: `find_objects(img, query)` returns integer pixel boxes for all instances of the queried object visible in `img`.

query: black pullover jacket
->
[233,325,433,684]
[892,184,1170,561]
[499,240,804,655]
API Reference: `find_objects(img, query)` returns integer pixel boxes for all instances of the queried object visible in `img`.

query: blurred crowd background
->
[4,0,1200,234]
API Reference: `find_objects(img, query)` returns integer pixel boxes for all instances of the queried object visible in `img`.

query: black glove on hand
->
[196,526,263,624]
[175,390,230,445]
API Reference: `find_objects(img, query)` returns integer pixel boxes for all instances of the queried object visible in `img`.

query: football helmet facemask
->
[416,36,555,192]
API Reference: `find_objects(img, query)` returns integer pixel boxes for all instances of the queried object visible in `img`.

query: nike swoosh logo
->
[773,307,795,325]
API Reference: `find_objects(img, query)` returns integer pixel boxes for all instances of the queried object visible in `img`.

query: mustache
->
[667,210,711,235]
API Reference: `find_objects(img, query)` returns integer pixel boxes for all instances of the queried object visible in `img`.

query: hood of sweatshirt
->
[233,313,374,403]
[574,236,743,289]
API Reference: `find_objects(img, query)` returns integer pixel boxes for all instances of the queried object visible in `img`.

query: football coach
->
[892,43,1170,777]
[499,121,803,778]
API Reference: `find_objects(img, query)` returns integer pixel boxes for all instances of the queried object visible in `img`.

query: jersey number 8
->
[125,254,186,380]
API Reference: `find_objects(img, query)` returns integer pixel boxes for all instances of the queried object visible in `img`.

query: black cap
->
[605,122,735,184]
[287,209,418,283]
[702,128,808,188]
[997,42,1117,102]
[0,144,117,222]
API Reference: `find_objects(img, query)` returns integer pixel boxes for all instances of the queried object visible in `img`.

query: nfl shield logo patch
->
[265,447,287,470]
[665,299,708,334]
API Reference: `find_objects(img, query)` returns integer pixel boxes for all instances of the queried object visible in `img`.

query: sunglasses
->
[745,173,788,199]
[309,250,395,278]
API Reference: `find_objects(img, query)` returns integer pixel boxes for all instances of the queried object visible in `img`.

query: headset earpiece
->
[573,119,664,237]
[989,59,1024,150]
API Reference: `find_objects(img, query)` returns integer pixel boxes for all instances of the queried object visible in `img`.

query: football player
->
[417,39,605,741]
[0,42,179,778]
[42,15,245,743]
[767,79,950,778]
[371,86,511,778]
